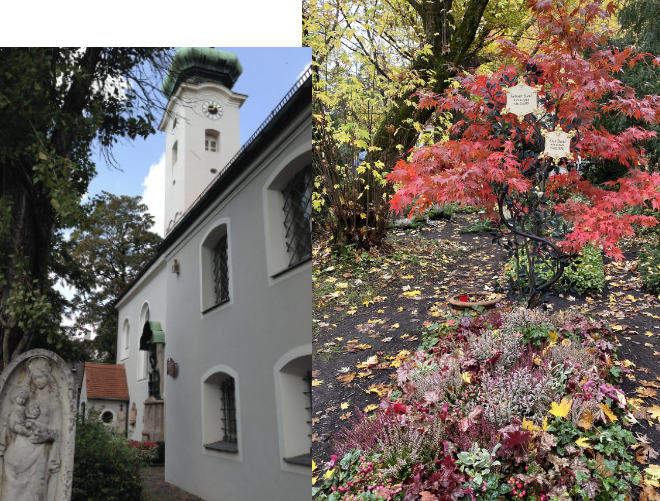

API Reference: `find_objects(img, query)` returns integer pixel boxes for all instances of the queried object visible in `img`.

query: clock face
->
[203,100,223,120]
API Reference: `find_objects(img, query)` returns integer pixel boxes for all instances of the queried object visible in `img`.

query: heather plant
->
[547,340,597,373]
[469,329,523,370]
[478,366,558,426]
[407,355,463,401]
[501,306,552,334]
[316,306,639,500]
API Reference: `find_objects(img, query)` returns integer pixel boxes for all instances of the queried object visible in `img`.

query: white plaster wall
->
[162,106,311,501]
[115,261,167,441]
[163,82,246,233]
[79,373,88,413]
[87,398,127,435]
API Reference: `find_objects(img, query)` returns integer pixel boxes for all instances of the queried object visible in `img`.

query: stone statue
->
[0,350,76,501]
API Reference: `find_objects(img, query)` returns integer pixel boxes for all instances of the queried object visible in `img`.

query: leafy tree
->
[586,0,660,184]
[0,48,170,369]
[66,193,162,362]
[388,0,660,306]
[306,0,538,250]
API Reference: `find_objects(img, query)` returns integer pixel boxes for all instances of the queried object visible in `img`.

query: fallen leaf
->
[336,373,355,384]
[577,409,594,430]
[648,405,660,422]
[549,398,572,418]
[340,402,349,410]
[644,464,660,487]
[600,403,618,422]
[363,404,378,413]
[575,437,591,448]
[637,387,658,399]
[311,379,324,387]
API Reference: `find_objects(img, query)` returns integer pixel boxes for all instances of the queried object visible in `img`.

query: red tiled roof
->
[84,363,129,401]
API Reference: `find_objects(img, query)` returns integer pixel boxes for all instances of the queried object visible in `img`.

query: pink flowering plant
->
[313,307,640,500]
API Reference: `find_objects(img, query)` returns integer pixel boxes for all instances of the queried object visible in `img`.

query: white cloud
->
[142,153,165,237]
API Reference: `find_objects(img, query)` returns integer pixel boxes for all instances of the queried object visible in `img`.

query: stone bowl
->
[448,292,505,309]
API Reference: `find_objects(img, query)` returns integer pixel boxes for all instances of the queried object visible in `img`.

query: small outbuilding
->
[79,362,130,435]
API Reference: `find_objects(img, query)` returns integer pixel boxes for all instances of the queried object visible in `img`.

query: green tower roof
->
[162,47,243,99]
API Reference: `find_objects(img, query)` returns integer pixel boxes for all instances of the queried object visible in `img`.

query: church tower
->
[159,48,247,234]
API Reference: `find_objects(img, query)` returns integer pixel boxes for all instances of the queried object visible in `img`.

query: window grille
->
[220,378,237,444]
[281,166,312,268]
[303,371,312,453]
[212,234,229,305]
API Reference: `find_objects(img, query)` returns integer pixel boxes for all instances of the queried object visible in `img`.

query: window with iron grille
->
[204,373,238,453]
[220,378,237,444]
[281,166,312,268]
[212,234,229,305]
[281,356,312,467]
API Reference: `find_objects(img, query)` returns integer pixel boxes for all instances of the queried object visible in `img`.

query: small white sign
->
[502,82,543,120]
[541,126,576,163]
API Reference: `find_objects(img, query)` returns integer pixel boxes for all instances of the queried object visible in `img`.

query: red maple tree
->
[388,0,660,303]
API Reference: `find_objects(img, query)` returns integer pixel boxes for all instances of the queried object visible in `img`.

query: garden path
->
[142,466,204,501]
[312,213,660,469]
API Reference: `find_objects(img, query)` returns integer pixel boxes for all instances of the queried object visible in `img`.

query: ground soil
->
[312,213,660,472]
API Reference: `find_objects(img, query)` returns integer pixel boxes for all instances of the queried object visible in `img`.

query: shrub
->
[505,242,605,294]
[639,245,660,293]
[72,415,152,501]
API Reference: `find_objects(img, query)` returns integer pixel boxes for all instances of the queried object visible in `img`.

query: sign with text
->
[541,126,576,163]
[503,82,542,120]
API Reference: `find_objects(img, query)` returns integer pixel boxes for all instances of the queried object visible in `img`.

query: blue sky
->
[87,47,311,234]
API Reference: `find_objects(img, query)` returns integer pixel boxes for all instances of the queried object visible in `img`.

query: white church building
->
[115,48,311,501]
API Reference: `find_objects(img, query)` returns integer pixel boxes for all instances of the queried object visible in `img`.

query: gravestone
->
[0,349,76,501]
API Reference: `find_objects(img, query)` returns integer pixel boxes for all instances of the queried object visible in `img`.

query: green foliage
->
[548,417,640,500]
[460,218,498,234]
[505,242,605,295]
[72,415,152,501]
[0,48,170,366]
[456,443,501,487]
[66,192,162,362]
[639,244,660,293]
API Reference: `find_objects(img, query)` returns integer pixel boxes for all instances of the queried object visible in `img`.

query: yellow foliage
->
[549,398,572,418]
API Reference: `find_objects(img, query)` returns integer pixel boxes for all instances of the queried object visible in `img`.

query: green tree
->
[305,0,536,249]
[67,193,162,362]
[586,0,660,183]
[0,48,170,369]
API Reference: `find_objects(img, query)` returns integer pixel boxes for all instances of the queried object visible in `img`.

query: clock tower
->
[159,48,247,234]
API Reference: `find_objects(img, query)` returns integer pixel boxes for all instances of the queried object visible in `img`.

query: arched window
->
[120,319,130,360]
[275,350,312,467]
[138,303,150,381]
[281,166,312,268]
[205,129,219,153]
[264,149,312,277]
[202,368,239,453]
[200,222,230,313]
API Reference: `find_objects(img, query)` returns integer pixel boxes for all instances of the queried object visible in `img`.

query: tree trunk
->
[374,0,491,169]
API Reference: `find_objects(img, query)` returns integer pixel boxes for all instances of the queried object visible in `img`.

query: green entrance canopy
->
[140,320,165,350]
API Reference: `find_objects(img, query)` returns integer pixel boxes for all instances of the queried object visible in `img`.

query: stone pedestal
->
[142,397,164,442]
